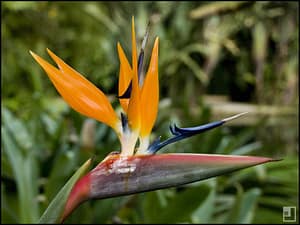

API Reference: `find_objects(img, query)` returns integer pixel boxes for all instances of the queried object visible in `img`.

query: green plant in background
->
[2,1,298,224]
[29,16,279,223]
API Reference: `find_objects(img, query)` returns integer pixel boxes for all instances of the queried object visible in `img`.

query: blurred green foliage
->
[1,1,298,224]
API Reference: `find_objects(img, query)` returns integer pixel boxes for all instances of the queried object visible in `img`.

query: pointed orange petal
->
[30,50,120,132]
[140,37,159,137]
[127,16,141,131]
[117,42,132,113]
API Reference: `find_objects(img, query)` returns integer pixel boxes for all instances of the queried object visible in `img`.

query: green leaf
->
[38,158,92,224]
[2,125,38,223]
[2,107,33,153]
[45,148,78,201]
[226,188,261,223]
[1,183,19,223]
[253,207,286,224]
[191,180,216,223]
[161,184,210,223]
[143,184,210,223]
[91,198,119,223]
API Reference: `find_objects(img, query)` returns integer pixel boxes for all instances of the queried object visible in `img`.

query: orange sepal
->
[140,37,159,137]
[117,42,132,113]
[127,16,141,131]
[30,50,119,131]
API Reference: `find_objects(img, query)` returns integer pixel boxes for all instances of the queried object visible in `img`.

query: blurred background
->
[1,1,298,224]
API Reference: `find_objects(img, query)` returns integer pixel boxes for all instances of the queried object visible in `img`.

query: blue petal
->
[147,120,224,154]
[118,80,132,99]
[147,112,248,154]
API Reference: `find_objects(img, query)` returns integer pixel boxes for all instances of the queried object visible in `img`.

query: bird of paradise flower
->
[30,17,278,223]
